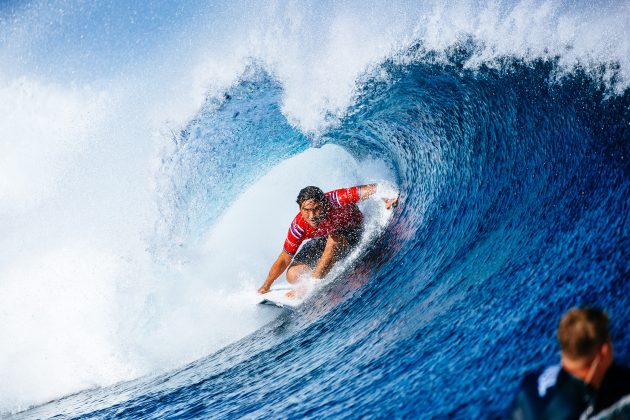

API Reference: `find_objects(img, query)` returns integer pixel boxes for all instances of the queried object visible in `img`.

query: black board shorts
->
[292,226,363,269]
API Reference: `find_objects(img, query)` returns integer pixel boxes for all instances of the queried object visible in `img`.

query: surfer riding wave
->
[258,184,399,294]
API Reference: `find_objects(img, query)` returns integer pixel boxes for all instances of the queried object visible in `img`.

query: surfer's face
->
[300,199,326,227]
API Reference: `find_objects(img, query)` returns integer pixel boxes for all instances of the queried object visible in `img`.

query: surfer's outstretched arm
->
[358,184,399,209]
[258,251,292,294]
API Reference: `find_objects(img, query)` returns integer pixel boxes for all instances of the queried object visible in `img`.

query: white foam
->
[0,244,137,411]
[186,1,630,132]
[0,77,110,211]
[421,1,630,93]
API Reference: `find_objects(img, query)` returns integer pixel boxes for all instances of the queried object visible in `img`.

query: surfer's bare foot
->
[258,285,270,294]
[286,290,296,299]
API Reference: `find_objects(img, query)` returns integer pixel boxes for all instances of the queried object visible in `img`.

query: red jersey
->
[283,186,363,255]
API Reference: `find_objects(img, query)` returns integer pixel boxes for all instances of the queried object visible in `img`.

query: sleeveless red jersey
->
[283,186,363,255]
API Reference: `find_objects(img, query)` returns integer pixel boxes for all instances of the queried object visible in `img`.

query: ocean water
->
[1,1,628,418]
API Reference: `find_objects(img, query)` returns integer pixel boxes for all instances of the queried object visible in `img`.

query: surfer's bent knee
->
[286,263,309,283]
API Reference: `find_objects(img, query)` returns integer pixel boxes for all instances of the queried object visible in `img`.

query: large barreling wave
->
[1,0,628,418]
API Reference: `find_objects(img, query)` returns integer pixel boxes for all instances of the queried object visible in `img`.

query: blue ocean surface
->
[1,1,628,418]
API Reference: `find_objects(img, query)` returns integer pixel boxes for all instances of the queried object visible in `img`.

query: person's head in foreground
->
[557,307,613,389]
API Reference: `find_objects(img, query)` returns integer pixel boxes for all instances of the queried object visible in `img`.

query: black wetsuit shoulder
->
[510,365,593,420]
[594,364,630,414]
[510,364,630,420]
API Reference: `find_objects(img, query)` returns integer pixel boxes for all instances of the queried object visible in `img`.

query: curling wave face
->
[15,53,630,419]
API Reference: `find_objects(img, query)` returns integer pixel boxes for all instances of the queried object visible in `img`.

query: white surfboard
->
[258,287,304,310]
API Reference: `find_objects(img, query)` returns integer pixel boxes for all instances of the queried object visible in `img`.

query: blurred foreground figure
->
[510,307,630,419]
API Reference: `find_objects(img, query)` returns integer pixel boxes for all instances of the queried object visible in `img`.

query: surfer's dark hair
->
[296,186,325,206]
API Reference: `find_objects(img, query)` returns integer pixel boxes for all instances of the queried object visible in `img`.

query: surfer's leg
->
[286,263,310,283]
[286,237,327,283]
[312,232,349,279]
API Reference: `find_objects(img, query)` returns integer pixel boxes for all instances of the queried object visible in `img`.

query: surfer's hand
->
[258,285,270,294]
[384,195,399,210]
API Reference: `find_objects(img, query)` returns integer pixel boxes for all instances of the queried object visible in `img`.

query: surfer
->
[509,307,630,419]
[257,184,398,294]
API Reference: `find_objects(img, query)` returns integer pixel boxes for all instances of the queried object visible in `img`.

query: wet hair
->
[557,307,610,361]
[296,186,325,206]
